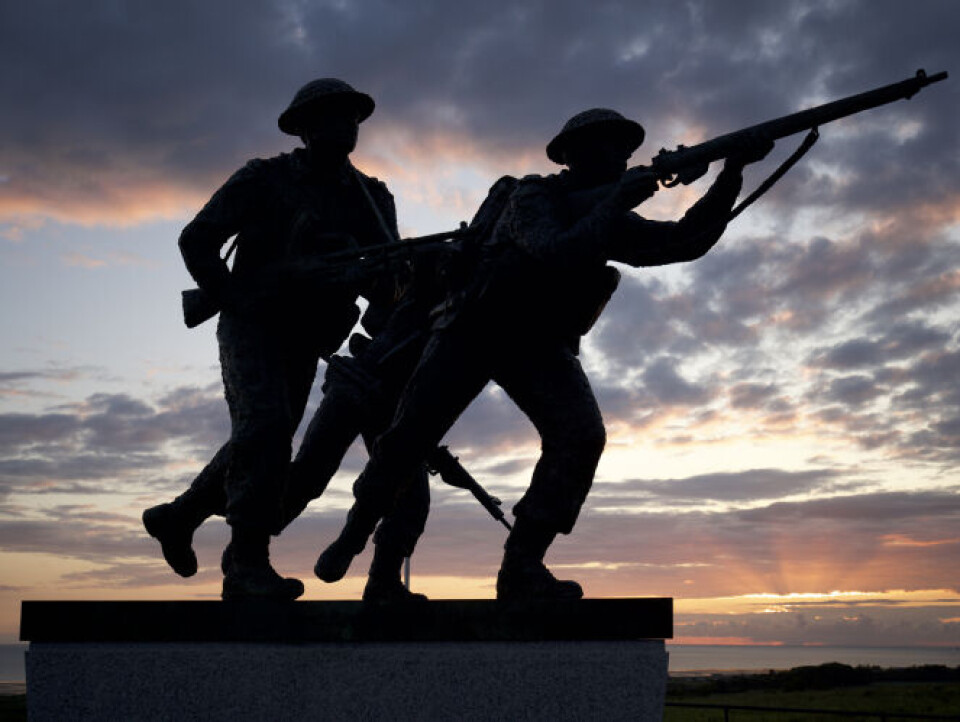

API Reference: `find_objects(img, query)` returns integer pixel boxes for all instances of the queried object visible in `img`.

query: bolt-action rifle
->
[324,353,513,531]
[182,69,946,328]
[649,68,947,187]
[425,446,513,531]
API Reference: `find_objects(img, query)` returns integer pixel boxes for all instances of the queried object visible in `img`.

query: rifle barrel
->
[653,69,948,178]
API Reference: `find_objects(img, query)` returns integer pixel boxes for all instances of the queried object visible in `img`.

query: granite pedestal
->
[21,598,672,721]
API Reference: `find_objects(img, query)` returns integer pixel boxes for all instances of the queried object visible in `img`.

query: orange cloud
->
[882,534,960,548]
[60,252,107,269]
[671,636,783,646]
[0,177,209,229]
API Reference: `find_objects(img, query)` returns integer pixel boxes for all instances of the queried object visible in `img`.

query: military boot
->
[314,503,379,582]
[496,517,583,601]
[496,560,583,600]
[361,544,427,603]
[222,527,304,600]
[142,500,206,578]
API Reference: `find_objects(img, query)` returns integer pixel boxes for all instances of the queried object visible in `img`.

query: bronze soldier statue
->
[315,108,773,599]
[143,78,401,599]
[142,198,507,601]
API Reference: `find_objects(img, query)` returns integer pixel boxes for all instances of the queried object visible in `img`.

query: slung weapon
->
[324,354,514,531]
[425,446,513,531]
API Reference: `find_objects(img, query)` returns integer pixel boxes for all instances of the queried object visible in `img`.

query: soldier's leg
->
[493,343,606,599]
[280,383,366,530]
[142,442,230,577]
[364,460,431,602]
[218,318,305,600]
[315,329,489,583]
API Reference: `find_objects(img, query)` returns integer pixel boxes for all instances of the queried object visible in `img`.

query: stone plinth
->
[21,598,672,721]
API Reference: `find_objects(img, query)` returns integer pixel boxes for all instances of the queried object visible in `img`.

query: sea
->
[1,642,957,689]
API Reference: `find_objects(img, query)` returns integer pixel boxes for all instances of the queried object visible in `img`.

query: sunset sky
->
[1,1,958,648]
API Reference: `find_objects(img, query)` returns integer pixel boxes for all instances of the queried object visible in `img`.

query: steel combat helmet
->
[278,78,375,135]
[546,108,645,165]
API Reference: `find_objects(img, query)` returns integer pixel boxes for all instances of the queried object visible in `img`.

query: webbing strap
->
[728,127,820,221]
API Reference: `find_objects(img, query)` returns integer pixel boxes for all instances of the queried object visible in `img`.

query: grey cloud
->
[3,1,957,223]
[591,468,838,504]
[589,275,680,367]
[0,369,84,384]
[0,413,81,452]
[729,382,780,409]
[675,606,960,647]
[0,454,165,484]
[823,374,883,408]
[809,322,952,370]
[738,490,960,525]
[642,357,713,406]
[441,385,540,454]
[0,386,229,501]
[475,457,538,478]
[2,474,955,604]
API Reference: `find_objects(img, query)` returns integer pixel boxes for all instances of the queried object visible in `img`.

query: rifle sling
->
[671,128,821,249]
[352,166,399,245]
[728,128,820,222]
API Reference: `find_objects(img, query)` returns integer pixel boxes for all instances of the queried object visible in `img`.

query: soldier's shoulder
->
[510,173,554,198]
[514,173,553,189]
[230,152,295,183]
[488,174,520,189]
[355,168,392,195]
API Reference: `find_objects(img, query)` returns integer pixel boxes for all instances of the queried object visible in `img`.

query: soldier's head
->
[278,78,375,164]
[547,109,644,183]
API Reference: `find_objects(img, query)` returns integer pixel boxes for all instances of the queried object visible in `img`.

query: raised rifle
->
[650,68,947,186]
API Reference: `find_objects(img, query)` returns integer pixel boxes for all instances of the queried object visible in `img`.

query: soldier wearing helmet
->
[143,79,408,599]
[315,107,772,600]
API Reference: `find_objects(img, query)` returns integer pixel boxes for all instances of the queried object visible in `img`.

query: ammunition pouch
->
[573,265,621,336]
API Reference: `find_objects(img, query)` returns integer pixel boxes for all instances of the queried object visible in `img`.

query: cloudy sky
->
[1,0,958,650]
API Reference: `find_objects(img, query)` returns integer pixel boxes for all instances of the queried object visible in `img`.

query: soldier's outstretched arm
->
[607,134,775,267]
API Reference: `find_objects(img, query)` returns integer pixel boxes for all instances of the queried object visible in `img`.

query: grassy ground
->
[0,695,25,722]
[665,664,960,720]
[665,683,960,720]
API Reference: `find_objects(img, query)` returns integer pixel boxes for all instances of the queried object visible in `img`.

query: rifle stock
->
[182,288,219,329]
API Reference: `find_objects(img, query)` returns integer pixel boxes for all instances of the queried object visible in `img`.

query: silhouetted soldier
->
[143,78,399,599]
[145,171,512,601]
[315,108,772,599]
[285,302,434,602]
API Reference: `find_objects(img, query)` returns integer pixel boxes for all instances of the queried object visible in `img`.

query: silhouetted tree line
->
[668,663,960,696]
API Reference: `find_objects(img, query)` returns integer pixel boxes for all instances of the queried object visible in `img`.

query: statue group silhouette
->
[144,71,944,602]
